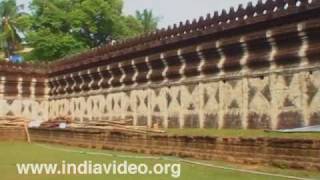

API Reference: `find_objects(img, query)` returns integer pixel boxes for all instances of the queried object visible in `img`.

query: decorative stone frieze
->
[1,0,320,129]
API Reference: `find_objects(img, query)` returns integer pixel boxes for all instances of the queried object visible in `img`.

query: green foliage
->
[0,0,30,58]
[135,9,159,33]
[27,29,86,61]
[68,0,124,47]
[113,15,143,39]
[0,1,159,61]
[27,0,144,61]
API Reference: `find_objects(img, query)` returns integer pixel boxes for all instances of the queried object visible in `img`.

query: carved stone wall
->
[2,0,320,129]
[48,69,320,129]
[0,62,49,120]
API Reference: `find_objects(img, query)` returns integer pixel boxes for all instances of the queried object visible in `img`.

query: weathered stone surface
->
[5,127,315,172]
[1,0,320,129]
[0,127,26,141]
[247,113,271,129]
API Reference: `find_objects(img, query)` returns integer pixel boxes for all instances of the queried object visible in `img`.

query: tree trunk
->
[2,17,13,59]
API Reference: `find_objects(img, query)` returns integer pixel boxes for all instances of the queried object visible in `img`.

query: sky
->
[17,0,259,28]
[123,0,259,28]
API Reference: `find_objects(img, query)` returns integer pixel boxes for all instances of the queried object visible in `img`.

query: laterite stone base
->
[24,128,320,171]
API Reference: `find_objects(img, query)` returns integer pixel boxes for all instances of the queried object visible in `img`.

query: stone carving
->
[1,0,320,129]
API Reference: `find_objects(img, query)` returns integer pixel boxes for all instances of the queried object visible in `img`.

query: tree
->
[27,29,85,61]
[27,0,144,61]
[135,9,159,33]
[0,0,29,59]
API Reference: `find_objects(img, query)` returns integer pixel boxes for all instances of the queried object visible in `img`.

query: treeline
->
[0,0,159,61]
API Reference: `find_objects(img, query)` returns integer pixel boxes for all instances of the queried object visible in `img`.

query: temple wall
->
[2,0,320,129]
[48,66,320,129]
[47,8,320,129]
[0,99,49,121]
[0,63,49,121]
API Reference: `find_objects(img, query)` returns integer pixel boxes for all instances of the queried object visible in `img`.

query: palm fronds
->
[0,0,26,58]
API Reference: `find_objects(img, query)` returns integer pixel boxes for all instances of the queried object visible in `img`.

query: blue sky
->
[17,0,258,28]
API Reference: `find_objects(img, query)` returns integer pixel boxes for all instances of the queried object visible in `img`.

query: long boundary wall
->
[48,68,320,129]
[28,128,320,171]
[1,0,320,129]
[1,127,319,171]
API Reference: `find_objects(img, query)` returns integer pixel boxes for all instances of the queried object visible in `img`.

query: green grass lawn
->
[167,129,320,139]
[0,141,319,180]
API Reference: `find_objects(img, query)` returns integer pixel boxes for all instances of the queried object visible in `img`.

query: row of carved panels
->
[1,19,318,98]
[0,81,47,97]
[133,112,319,129]
[0,97,316,129]
[0,100,48,120]
[50,0,320,74]
[48,71,320,129]
[48,20,320,95]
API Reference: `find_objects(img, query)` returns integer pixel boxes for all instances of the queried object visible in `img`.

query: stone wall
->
[47,0,320,129]
[48,69,320,129]
[0,62,49,121]
[28,128,320,171]
[0,127,26,141]
[2,0,320,129]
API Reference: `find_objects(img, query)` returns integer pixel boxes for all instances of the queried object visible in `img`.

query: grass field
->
[0,141,319,180]
[167,129,320,139]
